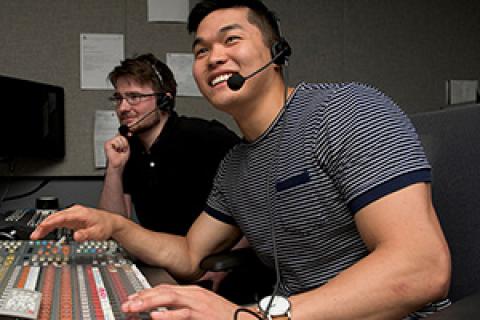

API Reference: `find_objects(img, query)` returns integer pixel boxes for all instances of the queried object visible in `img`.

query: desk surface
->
[427,292,480,319]
[140,265,176,286]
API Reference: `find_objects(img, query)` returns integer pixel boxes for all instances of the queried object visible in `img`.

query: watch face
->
[259,295,290,316]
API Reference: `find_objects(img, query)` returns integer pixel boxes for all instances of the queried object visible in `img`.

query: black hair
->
[187,0,281,48]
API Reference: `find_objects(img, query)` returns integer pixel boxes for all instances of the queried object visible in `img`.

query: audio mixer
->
[0,240,156,319]
[0,208,60,241]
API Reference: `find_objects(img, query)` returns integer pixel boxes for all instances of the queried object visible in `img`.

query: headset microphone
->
[227,39,291,91]
[118,124,130,137]
[226,73,247,91]
[118,93,171,137]
[226,57,278,91]
[118,107,157,137]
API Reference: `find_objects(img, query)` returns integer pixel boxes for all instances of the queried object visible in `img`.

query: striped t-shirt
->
[205,82,448,316]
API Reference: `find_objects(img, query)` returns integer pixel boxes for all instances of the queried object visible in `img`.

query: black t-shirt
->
[123,112,240,235]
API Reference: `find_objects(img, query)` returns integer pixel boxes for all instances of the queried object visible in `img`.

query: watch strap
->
[256,308,291,320]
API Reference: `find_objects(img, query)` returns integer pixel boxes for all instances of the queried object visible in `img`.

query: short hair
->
[108,53,177,104]
[187,0,281,49]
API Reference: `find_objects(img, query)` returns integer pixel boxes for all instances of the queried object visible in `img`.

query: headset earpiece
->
[270,13,291,66]
[271,38,292,66]
[150,62,175,112]
[156,94,174,113]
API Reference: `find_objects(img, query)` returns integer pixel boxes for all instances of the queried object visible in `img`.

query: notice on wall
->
[94,110,119,168]
[80,33,124,90]
[166,53,202,97]
[446,80,479,105]
[147,0,189,23]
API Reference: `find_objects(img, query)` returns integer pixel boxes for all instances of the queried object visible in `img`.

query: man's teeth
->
[211,73,232,86]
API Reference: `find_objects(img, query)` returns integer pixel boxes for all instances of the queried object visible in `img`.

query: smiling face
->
[192,7,280,115]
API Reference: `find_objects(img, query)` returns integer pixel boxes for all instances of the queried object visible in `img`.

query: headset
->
[227,13,292,91]
[270,37,291,66]
[150,62,174,113]
[269,9,292,67]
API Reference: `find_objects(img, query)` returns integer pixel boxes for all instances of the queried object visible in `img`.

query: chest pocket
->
[274,169,329,236]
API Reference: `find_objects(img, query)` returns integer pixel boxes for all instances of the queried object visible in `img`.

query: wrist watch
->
[258,295,291,320]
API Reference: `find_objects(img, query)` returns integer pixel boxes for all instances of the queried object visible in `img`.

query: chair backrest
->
[411,103,480,302]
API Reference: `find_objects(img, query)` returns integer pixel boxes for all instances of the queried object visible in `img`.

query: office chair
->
[200,247,275,305]
[411,103,480,302]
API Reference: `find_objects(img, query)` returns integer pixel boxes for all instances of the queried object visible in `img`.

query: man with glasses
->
[99,54,257,300]
[99,53,239,238]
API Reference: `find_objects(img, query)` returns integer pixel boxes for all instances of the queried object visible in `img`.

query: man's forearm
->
[288,245,449,320]
[111,215,202,280]
[98,167,129,217]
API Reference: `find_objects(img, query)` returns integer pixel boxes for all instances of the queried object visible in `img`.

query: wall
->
[0,0,479,177]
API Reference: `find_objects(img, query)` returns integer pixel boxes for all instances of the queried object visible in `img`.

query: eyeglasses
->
[108,92,158,108]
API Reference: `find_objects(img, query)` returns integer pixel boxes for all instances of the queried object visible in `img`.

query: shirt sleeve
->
[204,147,238,226]
[315,83,431,213]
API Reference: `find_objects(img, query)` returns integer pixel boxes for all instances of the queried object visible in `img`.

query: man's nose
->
[208,44,228,68]
[117,98,132,112]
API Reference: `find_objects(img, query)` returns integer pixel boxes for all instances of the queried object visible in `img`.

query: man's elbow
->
[423,244,451,301]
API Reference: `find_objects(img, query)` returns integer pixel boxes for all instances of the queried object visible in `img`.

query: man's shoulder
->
[176,114,224,130]
[176,115,239,141]
[298,81,381,97]
[292,82,393,115]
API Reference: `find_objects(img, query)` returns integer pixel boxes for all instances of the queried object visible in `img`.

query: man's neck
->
[138,112,169,150]
[235,85,295,142]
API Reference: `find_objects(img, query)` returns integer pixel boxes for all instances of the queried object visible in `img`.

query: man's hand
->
[104,135,130,169]
[30,205,116,242]
[121,284,242,320]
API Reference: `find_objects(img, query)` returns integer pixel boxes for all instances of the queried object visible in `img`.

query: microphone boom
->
[118,107,158,137]
[226,45,290,91]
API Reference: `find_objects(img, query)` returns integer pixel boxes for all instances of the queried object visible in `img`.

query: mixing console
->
[0,240,154,319]
[1,208,61,240]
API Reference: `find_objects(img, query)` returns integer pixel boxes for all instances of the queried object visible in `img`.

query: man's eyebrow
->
[219,23,243,34]
[192,23,244,50]
[192,37,204,50]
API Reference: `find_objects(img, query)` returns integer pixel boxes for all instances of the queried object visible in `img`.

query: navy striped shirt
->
[206,82,448,316]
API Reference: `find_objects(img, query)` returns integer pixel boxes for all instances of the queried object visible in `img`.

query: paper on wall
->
[94,110,119,168]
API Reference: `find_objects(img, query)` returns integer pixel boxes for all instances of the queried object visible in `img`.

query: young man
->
[99,53,254,298]
[99,53,240,236]
[32,1,451,319]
